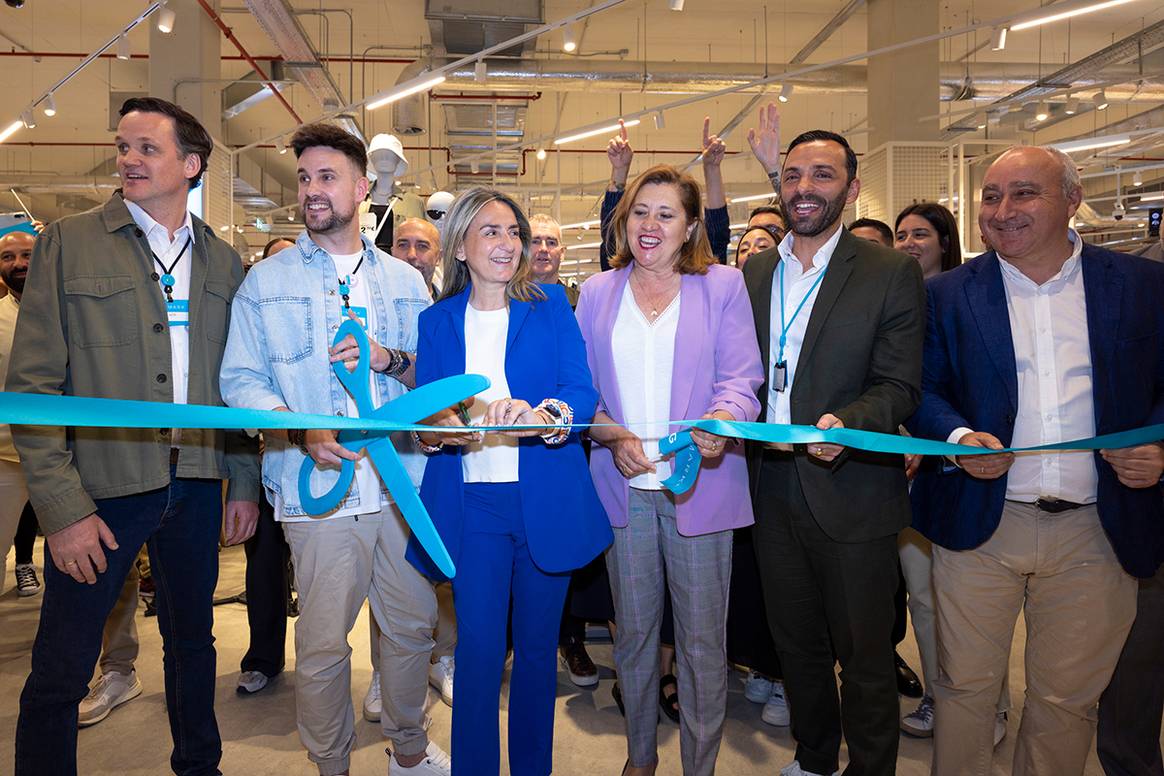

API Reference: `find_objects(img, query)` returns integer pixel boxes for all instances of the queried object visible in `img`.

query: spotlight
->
[990,26,1008,51]
[536,148,547,161]
[669,0,685,9]
[20,110,35,129]
[1133,170,1143,187]
[474,60,487,83]
[470,160,480,174]
[778,84,793,103]
[116,33,131,61]
[562,25,577,53]
[277,140,288,155]
[653,111,665,129]
[1094,89,1109,110]
[1035,102,1049,122]
[42,93,57,118]
[157,5,176,34]
[1065,96,1080,115]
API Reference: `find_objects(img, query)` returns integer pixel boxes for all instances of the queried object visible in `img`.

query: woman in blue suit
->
[409,187,613,776]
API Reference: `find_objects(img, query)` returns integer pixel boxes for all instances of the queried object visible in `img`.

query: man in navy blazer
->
[909,145,1164,776]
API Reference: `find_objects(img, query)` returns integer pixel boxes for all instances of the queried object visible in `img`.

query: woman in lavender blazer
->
[575,165,764,776]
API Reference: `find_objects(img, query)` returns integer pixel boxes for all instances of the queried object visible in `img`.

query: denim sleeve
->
[599,190,623,273]
[219,275,287,413]
[706,205,730,264]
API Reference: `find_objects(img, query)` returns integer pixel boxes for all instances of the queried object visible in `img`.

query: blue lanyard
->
[776,258,828,363]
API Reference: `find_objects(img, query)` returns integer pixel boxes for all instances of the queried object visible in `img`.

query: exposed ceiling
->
[2,0,1163,269]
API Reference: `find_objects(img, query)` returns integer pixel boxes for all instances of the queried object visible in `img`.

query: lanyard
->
[776,258,828,364]
[338,255,366,310]
[152,236,192,303]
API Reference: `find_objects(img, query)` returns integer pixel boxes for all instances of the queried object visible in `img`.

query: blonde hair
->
[436,187,546,303]
[608,165,716,275]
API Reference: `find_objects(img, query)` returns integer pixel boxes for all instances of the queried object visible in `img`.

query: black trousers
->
[13,501,38,565]
[240,499,291,678]
[753,453,900,776]
[1098,565,1164,776]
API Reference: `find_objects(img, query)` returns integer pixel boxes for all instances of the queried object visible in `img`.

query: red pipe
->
[193,0,303,124]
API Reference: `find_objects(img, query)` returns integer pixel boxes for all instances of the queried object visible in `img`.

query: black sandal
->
[659,673,680,723]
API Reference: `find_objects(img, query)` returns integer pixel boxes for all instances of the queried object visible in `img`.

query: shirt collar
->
[776,222,844,275]
[295,230,378,265]
[997,228,1083,288]
[124,198,195,244]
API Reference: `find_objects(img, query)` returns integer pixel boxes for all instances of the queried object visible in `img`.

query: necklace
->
[630,269,679,321]
[151,236,192,303]
[338,254,365,310]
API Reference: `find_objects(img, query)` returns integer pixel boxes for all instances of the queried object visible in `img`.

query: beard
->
[781,189,849,238]
[1,270,25,294]
[303,197,356,236]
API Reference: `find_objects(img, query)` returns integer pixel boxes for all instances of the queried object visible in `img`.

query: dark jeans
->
[13,501,38,564]
[240,498,290,677]
[15,471,223,776]
[753,453,900,776]
[1098,566,1164,776]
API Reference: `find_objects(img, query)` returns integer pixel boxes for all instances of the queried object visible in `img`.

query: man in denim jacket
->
[220,123,449,776]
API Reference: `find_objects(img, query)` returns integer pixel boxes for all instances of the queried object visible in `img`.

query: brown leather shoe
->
[559,638,599,687]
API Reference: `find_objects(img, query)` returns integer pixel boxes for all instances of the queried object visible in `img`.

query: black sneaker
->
[15,564,41,597]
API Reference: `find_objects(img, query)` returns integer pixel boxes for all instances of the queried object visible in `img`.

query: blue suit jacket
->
[406,283,613,582]
[908,245,1164,578]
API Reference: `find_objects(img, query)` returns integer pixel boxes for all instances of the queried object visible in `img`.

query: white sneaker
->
[363,670,382,722]
[428,655,454,707]
[390,740,452,776]
[744,670,773,703]
[761,681,791,726]
[994,711,1008,747]
[901,695,935,737]
[236,670,270,695]
[14,564,41,596]
[780,761,839,776]
[78,670,143,727]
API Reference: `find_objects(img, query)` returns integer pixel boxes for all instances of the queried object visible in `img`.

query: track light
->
[562,25,577,53]
[1065,96,1080,115]
[277,140,287,155]
[156,5,176,34]
[990,26,1009,51]
[1010,0,1142,32]
[535,148,547,161]
[116,33,131,61]
[669,0,685,9]
[42,93,57,117]
[474,60,487,83]
[20,110,35,129]
[1094,89,1109,110]
[470,160,480,174]
[778,84,793,103]
[1034,102,1049,122]
[653,111,665,129]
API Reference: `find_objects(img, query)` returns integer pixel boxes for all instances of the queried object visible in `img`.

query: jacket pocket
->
[393,297,429,352]
[259,296,314,363]
[63,275,139,348]
[203,280,234,344]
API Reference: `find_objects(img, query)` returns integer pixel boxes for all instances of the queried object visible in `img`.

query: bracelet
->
[535,398,573,446]
[412,431,444,454]
[766,168,781,181]
[287,428,310,456]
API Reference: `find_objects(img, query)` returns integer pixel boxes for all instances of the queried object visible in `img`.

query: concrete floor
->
[0,540,1130,775]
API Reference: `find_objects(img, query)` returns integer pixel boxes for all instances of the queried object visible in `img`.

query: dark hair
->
[785,129,858,183]
[262,237,294,259]
[849,217,894,246]
[894,202,962,273]
[119,97,213,190]
[290,123,368,175]
[748,205,786,226]
[609,165,715,275]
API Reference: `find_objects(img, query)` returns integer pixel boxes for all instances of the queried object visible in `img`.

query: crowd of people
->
[0,94,1162,776]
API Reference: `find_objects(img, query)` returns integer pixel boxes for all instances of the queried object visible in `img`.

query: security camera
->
[1113,200,1126,221]
[5,0,26,8]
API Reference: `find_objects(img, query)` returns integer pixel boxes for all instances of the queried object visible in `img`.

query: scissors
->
[297,318,487,577]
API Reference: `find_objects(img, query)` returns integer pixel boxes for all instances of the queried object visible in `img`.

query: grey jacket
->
[9,193,260,534]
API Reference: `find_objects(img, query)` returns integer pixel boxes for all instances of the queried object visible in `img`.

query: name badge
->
[342,305,369,329]
[167,299,189,328]
[772,361,787,392]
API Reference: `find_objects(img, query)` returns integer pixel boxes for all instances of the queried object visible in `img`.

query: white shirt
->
[766,225,843,426]
[462,304,519,483]
[126,199,193,408]
[612,281,680,490]
[947,230,1097,504]
[276,251,385,522]
[0,294,20,462]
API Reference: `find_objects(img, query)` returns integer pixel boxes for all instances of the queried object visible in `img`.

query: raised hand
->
[746,102,782,176]
[701,116,726,168]
[607,119,633,186]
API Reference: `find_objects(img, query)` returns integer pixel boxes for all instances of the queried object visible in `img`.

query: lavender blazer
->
[576,263,764,536]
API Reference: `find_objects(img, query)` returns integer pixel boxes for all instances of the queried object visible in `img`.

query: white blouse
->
[611,281,680,490]
[461,304,519,483]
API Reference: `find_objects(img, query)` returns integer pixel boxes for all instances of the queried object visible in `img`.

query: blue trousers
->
[15,470,223,776]
[451,483,570,776]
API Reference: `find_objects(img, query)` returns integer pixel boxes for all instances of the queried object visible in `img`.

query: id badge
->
[166,299,189,328]
[341,305,369,329]
[772,361,787,392]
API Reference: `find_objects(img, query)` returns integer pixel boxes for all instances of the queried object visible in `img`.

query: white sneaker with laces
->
[14,564,41,596]
[994,711,1008,747]
[779,760,839,776]
[390,741,452,776]
[761,681,791,726]
[428,655,454,707]
[363,670,382,722]
[78,670,143,727]
[901,694,935,737]
[236,670,270,695]
[744,670,773,704]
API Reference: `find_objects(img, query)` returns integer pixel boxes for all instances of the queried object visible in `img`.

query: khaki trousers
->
[0,459,28,593]
[284,504,437,776]
[371,580,456,666]
[931,501,1137,776]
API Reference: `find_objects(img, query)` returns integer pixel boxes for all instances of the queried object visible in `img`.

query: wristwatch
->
[388,349,412,378]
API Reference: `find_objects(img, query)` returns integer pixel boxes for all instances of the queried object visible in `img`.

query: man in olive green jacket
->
[9,97,259,776]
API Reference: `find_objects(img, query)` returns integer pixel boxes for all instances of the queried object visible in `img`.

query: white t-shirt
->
[612,282,680,490]
[461,304,519,483]
[276,250,385,522]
